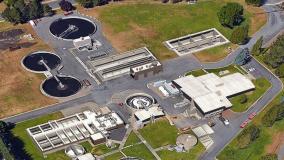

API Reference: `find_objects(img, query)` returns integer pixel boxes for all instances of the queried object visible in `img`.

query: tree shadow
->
[1,123,33,160]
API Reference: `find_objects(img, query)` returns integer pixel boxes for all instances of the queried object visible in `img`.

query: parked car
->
[248,112,257,120]
[208,121,216,127]
[240,119,249,128]
[219,116,229,126]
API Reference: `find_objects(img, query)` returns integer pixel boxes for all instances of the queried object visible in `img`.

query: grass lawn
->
[78,0,256,61]
[90,143,119,156]
[185,69,206,77]
[139,119,179,149]
[122,143,155,159]
[11,112,64,160]
[206,65,246,76]
[157,141,205,160]
[124,131,141,146]
[230,77,271,112]
[104,152,124,160]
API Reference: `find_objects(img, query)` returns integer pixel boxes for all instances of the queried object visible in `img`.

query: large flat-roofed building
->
[27,110,124,153]
[165,28,229,56]
[173,73,255,117]
[87,47,162,82]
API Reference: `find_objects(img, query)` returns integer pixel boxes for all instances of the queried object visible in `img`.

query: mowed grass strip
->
[230,77,271,112]
[139,119,179,148]
[124,131,141,146]
[122,143,155,160]
[104,152,124,160]
[92,1,244,60]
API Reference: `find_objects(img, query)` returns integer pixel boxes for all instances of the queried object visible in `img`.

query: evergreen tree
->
[217,2,244,28]
[59,0,73,12]
[245,0,262,6]
[230,24,249,44]
[251,36,263,56]
[2,7,22,23]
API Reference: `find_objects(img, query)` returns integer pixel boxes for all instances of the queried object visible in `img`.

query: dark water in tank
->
[42,76,82,97]
[49,17,96,40]
[22,52,61,72]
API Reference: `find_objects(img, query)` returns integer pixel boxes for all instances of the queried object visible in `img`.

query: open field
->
[78,0,266,61]
[0,22,57,118]
[139,119,179,148]
[91,143,119,155]
[230,77,271,112]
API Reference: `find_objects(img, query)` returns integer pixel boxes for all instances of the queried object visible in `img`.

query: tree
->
[262,104,279,127]
[43,4,53,16]
[245,0,262,6]
[239,94,248,104]
[264,35,284,68]
[59,0,73,12]
[2,7,22,24]
[275,64,284,78]
[76,0,94,8]
[236,124,260,149]
[251,36,263,56]
[260,154,278,160]
[28,0,44,20]
[230,24,249,44]
[0,121,7,134]
[217,2,244,28]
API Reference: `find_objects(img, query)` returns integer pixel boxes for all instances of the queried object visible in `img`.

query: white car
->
[219,117,230,126]
[248,68,255,72]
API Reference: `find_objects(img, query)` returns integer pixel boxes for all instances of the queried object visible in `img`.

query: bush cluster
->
[236,124,260,149]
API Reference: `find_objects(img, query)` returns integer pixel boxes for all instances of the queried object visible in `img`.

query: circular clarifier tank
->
[22,51,61,73]
[41,75,82,98]
[126,93,155,110]
[49,17,96,40]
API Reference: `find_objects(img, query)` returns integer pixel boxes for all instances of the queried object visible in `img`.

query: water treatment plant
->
[4,1,284,159]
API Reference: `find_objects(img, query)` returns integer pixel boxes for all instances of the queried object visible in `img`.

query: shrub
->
[236,124,260,148]
[264,35,284,68]
[246,0,262,6]
[217,2,244,28]
[261,103,284,127]
[275,64,284,78]
[251,36,263,56]
[59,0,73,12]
[260,154,278,160]
[230,24,249,44]
[239,94,248,104]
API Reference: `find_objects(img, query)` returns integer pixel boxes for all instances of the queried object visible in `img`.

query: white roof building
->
[134,106,165,122]
[173,73,255,115]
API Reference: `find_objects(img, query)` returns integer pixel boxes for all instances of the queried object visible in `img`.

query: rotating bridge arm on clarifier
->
[58,24,79,38]
[39,58,64,88]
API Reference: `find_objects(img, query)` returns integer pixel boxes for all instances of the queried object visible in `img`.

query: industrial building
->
[87,47,162,82]
[165,28,230,56]
[173,73,255,117]
[27,110,124,153]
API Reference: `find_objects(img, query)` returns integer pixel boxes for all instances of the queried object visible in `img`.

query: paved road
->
[2,1,284,160]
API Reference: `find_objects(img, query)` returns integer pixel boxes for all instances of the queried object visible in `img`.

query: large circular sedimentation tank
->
[41,75,82,97]
[49,17,96,40]
[22,51,61,73]
[126,93,155,109]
